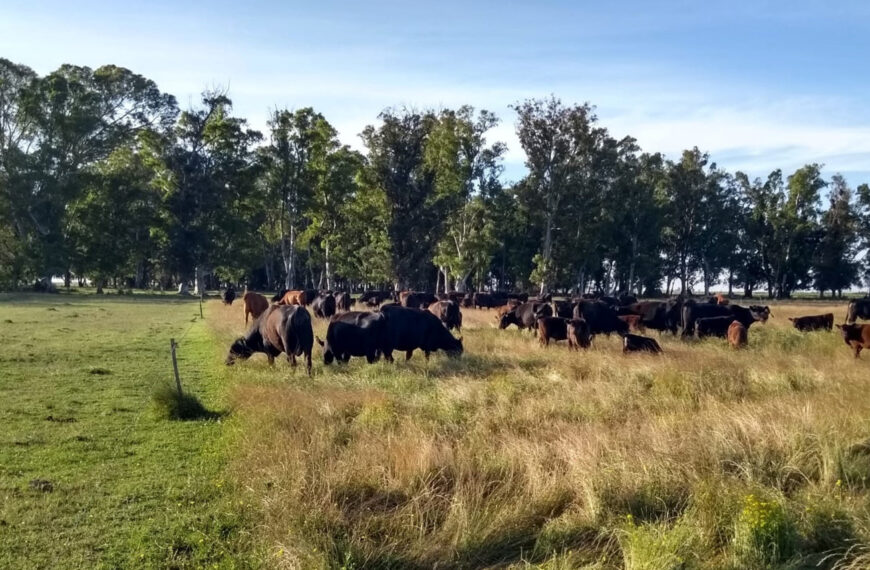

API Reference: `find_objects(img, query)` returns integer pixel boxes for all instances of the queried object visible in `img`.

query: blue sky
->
[2,0,869,186]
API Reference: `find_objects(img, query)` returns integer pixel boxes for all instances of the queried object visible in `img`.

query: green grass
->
[6,292,870,569]
[0,293,260,568]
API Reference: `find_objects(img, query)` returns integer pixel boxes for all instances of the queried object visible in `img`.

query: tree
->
[426,106,505,292]
[360,108,439,290]
[768,164,825,298]
[813,174,858,297]
[155,90,261,293]
[512,96,601,294]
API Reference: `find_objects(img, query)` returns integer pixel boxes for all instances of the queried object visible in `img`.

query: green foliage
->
[732,493,797,566]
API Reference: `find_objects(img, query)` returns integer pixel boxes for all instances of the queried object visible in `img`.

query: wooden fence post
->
[170,338,183,396]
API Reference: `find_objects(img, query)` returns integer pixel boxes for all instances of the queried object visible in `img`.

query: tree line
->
[2,59,869,298]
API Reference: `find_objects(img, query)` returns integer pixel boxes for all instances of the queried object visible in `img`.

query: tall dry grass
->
[208,299,870,569]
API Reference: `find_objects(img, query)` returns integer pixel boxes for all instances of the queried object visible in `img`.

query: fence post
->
[170,338,183,396]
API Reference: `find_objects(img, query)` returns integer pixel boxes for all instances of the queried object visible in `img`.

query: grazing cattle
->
[837,324,870,358]
[243,291,270,325]
[789,313,834,332]
[461,293,474,308]
[708,293,729,305]
[531,293,553,304]
[312,293,337,319]
[507,292,529,303]
[537,316,570,346]
[316,311,387,364]
[334,292,355,312]
[225,305,313,375]
[846,299,870,324]
[696,316,736,338]
[360,290,393,307]
[301,289,320,306]
[400,291,438,309]
[598,295,618,307]
[728,320,747,349]
[271,288,288,303]
[573,301,629,336]
[428,300,462,332]
[499,302,552,331]
[277,289,306,306]
[222,287,236,305]
[618,314,645,333]
[567,318,592,350]
[622,298,683,335]
[617,294,638,306]
[681,302,766,338]
[553,300,574,319]
[380,305,463,361]
[622,333,663,354]
[472,292,495,309]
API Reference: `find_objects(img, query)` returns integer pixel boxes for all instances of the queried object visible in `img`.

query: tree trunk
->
[193,265,205,296]
[95,278,104,295]
[324,242,332,290]
[281,225,296,290]
[64,270,71,289]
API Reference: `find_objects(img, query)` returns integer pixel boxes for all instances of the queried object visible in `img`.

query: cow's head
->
[749,305,771,323]
[498,311,514,329]
[445,336,463,358]
[315,336,334,365]
[837,323,861,342]
[226,337,253,365]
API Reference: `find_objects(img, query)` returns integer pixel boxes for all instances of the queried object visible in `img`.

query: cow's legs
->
[405,350,413,361]
[267,354,275,365]
[305,351,312,376]
[288,353,297,367]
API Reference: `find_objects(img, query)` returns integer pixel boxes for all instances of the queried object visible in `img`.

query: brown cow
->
[567,318,592,350]
[727,320,747,349]
[618,314,645,333]
[243,291,269,325]
[789,313,834,332]
[277,289,307,306]
[537,316,570,346]
[836,324,870,358]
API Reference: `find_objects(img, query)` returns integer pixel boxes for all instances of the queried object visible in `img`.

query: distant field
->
[4,293,870,569]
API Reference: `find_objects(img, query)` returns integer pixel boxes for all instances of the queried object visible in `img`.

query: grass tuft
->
[150,383,217,421]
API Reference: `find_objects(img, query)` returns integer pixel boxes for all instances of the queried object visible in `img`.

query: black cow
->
[380,305,463,361]
[617,294,638,306]
[316,311,387,364]
[681,302,766,338]
[400,291,438,309]
[222,286,236,305]
[572,300,629,336]
[846,299,870,324]
[499,301,553,331]
[507,292,529,303]
[789,313,834,332]
[553,300,574,319]
[537,316,571,346]
[622,298,683,334]
[622,333,663,354]
[695,316,736,338]
[473,292,496,309]
[461,293,474,308]
[312,293,337,319]
[428,300,462,332]
[271,288,288,303]
[360,290,392,307]
[225,305,313,375]
[301,289,320,306]
[335,292,355,312]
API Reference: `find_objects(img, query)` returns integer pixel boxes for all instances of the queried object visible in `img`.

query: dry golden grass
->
[207,299,870,569]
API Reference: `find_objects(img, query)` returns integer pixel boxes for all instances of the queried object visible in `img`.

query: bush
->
[621,516,703,570]
[151,384,213,420]
[732,493,796,566]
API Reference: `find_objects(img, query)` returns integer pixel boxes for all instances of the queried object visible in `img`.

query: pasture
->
[4,293,870,568]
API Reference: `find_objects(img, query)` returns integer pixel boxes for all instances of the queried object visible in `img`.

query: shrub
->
[621,516,703,570]
[151,384,213,420]
[732,493,796,566]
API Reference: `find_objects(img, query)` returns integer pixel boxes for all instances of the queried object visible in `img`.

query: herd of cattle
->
[217,285,870,375]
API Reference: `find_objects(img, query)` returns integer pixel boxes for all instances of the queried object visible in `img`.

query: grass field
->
[4,293,870,569]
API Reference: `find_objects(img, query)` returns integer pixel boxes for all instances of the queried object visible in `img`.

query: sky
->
[2,0,869,187]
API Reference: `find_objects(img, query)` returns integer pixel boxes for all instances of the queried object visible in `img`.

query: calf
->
[226,305,313,375]
[618,314,645,333]
[567,318,592,350]
[334,292,355,312]
[622,334,662,354]
[243,291,269,325]
[428,300,462,332]
[789,313,833,332]
[312,293,337,319]
[836,324,870,358]
[728,320,747,349]
[277,289,307,306]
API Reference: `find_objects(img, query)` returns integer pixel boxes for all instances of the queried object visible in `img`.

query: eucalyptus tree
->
[813,174,857,297]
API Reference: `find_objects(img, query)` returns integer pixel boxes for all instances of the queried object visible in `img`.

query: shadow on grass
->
[151,384,224,421]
